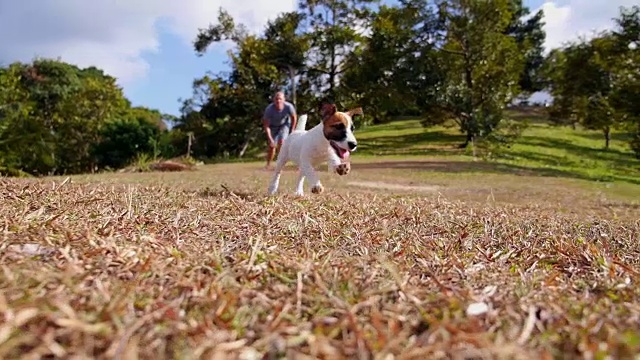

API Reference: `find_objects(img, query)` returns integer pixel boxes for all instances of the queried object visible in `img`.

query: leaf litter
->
[0,177,639,359]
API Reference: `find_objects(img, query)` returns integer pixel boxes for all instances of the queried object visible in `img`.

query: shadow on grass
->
[352,160,640,185]
[358,130,466,156]
[576,131,633,143]
[357,120,421,134]
[518,136,639,170]
[504,109,549,124]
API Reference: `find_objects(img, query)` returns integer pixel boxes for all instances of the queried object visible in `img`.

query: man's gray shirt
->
[263,102,296,131]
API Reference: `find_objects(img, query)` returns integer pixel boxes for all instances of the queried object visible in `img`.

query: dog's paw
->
[311,184,324,194]
[335,162,350,176]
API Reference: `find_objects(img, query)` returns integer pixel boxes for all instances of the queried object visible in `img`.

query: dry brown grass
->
[1,162,640,359]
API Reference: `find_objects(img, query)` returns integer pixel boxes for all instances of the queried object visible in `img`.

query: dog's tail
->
[295,114,308,132]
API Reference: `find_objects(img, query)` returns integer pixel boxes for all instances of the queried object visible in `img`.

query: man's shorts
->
[270,124,290,145]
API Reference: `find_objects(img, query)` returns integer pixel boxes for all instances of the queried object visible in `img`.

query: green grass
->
[354,116,640,186]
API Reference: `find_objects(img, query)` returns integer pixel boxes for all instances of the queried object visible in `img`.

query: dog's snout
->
[347,141,357,150]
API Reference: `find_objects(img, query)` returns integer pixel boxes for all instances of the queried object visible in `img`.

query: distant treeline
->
[1,1,638,176]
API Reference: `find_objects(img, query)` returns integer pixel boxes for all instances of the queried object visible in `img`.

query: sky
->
[1,0,637,116]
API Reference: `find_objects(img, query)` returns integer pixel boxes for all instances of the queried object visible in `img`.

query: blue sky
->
[123,28,229,117]
[1,0,633,117]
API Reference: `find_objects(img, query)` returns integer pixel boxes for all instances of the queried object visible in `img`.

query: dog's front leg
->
[327,151,350,176]
[268,161,285,195]
[295,172,305,196]
[300,160,323,194]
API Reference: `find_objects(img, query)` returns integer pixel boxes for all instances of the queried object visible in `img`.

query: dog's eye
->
[334,123,345,130]
[350,124,355,132]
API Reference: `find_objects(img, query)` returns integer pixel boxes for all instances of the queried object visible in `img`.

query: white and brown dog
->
[267,103,363,196]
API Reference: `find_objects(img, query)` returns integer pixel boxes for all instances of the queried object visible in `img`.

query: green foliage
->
[543,6,639,153]
[91,116,164,171]
[299,0,380,101]
[340,0,441,124]
[194,8,245,54]
[420,0,526,151]
[543,36,619,144]
[505,0,547,94]
[609,6,640,158]
[263,11,310,106]
[3,2,640,175]
[0,58,171,176]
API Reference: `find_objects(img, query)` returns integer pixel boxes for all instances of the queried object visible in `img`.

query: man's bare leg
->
[266,142,284,170]
[266,145,276,169]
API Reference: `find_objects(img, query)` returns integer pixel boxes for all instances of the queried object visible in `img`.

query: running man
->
[262,91,297,169]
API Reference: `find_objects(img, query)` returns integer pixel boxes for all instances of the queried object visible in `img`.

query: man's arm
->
[263,117,274,144]
[288,103,297,132]
[262,106,275,145]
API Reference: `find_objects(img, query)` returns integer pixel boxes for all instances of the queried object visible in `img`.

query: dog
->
[267,103,363,196]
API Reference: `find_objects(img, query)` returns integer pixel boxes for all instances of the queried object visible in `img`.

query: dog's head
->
[321,104,362,160]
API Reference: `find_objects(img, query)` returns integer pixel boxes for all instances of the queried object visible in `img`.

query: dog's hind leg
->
[294,172,305,196]
[268,145,288,195]
[268,172,281,195]
[300,160,323,194]
[268,161,285,196]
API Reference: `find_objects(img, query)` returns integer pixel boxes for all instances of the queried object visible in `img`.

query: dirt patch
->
[347,180,440,192]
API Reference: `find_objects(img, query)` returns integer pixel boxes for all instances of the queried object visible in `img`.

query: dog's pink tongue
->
[340,148,350,159]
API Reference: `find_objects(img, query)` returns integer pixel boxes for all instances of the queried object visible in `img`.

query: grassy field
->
[1,112,640,359]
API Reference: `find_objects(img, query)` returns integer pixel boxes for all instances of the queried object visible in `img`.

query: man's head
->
[273,91,285,111]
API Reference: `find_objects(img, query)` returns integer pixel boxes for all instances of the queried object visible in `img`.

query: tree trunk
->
[239,130,259,158]
[187,132,193,157]
[288,65,297,107]
[459,133,474,148]
[603,126,610,149]
[238,140,250,158]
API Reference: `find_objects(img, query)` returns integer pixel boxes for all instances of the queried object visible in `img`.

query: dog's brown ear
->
[346,107,363,117]
[321,103,337,120]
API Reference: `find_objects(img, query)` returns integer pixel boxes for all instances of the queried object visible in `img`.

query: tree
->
[505,0,547,95]
[542,5,639,154]
[298,0,380,102]
[0,59,129,175]
[56,66,130,172]
[340,0,442,123]
[263,11,310,107]
[0,63,41,176]
[186,8,288,159]
[609,5,640,157]
[0,58,165,176]
[422,0,527,149]
[544,33,624,149]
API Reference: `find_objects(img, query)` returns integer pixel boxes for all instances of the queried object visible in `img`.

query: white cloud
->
[534,0,638,52]
[0,0,296,85]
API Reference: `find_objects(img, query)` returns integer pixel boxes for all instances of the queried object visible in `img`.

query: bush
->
[92,117,163,170]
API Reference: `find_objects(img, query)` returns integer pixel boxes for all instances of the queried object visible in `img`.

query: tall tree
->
[423,0,527,148]
[544,34,623,149]
[263,11,310,107]
[187,8,288,158]
[609,5,640,157]
[0,59,130,175]
[298,0,380,101]
[505,0,547,95]
[0,63,40,175]
[57,66,130,172]
[340,0,442,123]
